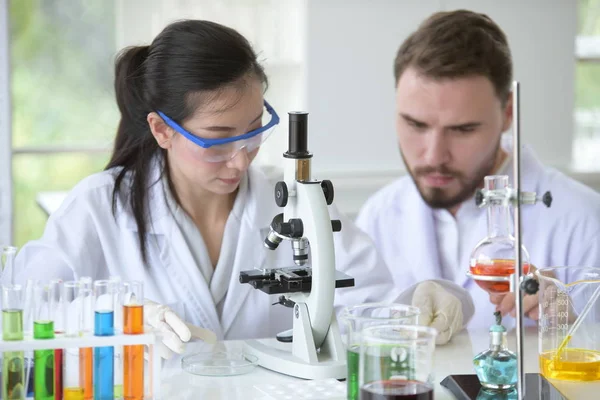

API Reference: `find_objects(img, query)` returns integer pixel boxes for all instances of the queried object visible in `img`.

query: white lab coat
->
[8,159,472,340]
[356,135,600,330]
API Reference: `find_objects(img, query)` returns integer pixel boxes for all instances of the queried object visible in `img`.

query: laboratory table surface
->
[159,326,598,399]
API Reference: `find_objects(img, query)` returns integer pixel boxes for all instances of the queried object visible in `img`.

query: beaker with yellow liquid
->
[536,266,600,382]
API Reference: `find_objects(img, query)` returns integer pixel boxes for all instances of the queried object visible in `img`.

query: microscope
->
[239,111,354,380]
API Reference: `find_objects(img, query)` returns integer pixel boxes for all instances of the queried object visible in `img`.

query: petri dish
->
[181,351,259,376]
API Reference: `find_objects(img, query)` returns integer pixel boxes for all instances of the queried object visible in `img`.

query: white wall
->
[304,0,579,217]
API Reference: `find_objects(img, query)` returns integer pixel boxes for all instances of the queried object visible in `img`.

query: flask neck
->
[489,330,508,350]
[486,204,511,239]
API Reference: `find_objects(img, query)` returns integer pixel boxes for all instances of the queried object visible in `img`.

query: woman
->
[10,20,471,357]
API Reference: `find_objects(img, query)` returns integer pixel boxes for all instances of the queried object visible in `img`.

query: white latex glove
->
[411,281,463,345]
[144,300,217,359]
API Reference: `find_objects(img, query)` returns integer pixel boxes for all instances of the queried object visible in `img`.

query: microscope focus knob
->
[275,181,288,207]
[331,220,342,232]
[542,191,552,207]
[321,180,334,205]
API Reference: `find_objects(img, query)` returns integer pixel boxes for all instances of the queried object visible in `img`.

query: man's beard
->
[400,142,500,209]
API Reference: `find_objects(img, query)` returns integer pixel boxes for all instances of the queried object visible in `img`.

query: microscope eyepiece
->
[285,112,312,159]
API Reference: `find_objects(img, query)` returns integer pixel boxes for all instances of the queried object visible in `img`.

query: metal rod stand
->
[512,81,525,400]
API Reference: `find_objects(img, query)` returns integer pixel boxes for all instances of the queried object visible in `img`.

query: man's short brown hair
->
[394,9,513,104]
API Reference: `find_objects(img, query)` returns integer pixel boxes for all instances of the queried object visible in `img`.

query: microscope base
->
[243,338,346,380]
[244,302,346,380]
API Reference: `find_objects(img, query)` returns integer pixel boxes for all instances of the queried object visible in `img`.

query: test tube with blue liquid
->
[2,284,25,400]
[93,280,115,400]
[33,281,55,400]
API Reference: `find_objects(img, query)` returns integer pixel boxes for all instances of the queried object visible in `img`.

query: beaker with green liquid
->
[536,266,600,382]
[340,303,420,400]
[2,284,25,400]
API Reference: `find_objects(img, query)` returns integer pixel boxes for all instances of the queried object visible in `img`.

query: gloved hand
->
[411,281,463,345]
[144,300,217,359]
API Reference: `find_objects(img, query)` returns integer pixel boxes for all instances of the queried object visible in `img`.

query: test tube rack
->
[0,330,162,399]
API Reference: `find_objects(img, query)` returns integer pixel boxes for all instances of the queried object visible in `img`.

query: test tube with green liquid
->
[33,282,55,400]
[2,284,25,400]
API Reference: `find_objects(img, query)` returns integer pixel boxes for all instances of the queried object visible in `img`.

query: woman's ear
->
[147,112,173,149]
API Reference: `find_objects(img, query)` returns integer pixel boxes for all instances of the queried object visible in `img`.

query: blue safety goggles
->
[157,100,280,162]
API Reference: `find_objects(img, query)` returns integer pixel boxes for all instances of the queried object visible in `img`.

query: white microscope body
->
[240,112,350,380]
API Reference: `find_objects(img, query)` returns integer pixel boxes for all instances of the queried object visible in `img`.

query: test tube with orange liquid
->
[79,277,94,400]
[123,281,144,400]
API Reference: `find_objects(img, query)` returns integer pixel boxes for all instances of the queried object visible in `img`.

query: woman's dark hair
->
[106,20,268,263]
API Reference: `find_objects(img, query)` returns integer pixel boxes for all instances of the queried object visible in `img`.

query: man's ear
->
[147,112,174,149]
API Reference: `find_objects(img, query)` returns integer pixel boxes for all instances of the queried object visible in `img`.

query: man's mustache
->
[413,165,462,178]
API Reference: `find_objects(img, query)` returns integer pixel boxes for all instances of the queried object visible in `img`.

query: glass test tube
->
[79,277,93,400]
[2,284,25,400]
[93,280,115,400]
[33,282,55,400]
[110,276,123,399]
[123,281,144,400]
[62,281,84,400]
[23,279,36,397]
[50,280,64,400]
[1,246,17,284]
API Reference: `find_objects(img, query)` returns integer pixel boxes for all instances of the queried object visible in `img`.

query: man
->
[356,9,600,330]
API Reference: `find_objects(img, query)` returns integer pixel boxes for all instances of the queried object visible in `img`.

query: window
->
[574,0,600,170]
[8,0,117,246]
[1,0,304,246]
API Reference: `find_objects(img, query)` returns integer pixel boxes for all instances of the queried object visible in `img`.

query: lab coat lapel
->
[221,166,273,336]
[397,182,443,285]
[119,161,224,337]
[164,218,224,338]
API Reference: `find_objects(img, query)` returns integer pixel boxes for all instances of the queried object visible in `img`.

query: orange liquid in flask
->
[470,259,530,293]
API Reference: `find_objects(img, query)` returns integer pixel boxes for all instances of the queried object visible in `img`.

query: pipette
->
[553,283,600,361]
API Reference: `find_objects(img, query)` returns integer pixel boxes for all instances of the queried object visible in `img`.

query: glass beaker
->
[340,304,420,400]
[468,176,531,294]
[358,324,437,400]
[536,266,600,382]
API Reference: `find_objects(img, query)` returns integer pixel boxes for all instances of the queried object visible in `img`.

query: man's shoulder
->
[532,165,600,238]
[539,167,600,215]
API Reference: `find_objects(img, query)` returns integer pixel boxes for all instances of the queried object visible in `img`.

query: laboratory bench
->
[159,326,598,399]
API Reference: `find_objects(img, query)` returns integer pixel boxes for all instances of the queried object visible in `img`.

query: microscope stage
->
[239,267,355,295]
